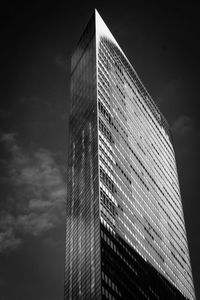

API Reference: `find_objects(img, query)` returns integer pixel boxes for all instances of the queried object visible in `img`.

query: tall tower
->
[65,10,195,300]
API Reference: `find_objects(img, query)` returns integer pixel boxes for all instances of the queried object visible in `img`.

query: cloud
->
[171,115,194,136]
[0,133,66,252]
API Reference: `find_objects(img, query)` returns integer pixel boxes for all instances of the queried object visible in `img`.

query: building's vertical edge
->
[95,8,100,221]
[65,12,101,299]
[171,133,195,299]
[174,158,196,299]
[95,8,102,300]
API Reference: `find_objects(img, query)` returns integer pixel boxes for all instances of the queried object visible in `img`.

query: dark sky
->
[0,1,200,299]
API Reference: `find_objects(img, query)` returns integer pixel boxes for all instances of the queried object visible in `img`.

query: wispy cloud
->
[171,115,194,136]
[0,133,66,252]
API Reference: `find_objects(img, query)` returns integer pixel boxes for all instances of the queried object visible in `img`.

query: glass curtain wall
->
[64,14,101,300]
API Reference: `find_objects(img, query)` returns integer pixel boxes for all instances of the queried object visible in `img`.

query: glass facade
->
[65,16,101,299]
[65,10,196,300]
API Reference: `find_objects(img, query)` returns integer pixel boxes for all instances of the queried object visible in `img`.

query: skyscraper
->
[65,10,195,300]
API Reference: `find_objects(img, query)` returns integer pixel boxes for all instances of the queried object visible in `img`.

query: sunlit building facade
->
[65,10,195,300]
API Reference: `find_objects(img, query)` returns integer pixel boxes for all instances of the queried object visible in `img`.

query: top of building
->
[95,9,173,145]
